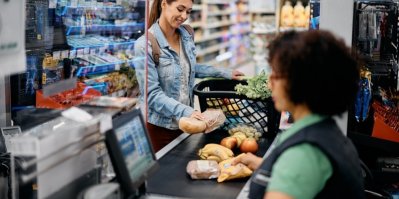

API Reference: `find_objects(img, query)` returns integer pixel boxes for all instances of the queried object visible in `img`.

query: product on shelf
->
[280,1,294,27]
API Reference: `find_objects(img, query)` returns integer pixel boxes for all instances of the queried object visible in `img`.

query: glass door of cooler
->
[13,0,145,110]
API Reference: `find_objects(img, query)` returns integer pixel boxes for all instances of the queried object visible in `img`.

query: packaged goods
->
[186,160,220,179]
[217,155,252,182]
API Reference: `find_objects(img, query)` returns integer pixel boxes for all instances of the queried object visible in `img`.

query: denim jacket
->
[134,21,233,129]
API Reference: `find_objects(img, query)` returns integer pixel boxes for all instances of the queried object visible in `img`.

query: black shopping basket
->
[193,79,281,137]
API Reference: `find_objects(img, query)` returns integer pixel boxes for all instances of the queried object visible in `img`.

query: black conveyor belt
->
[146,130,274,199]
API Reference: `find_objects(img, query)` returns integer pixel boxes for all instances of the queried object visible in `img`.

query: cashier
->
[232,30,365,199]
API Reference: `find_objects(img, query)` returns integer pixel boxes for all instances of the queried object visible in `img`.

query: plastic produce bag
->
[202,109,226,133]
[186,160,220,179]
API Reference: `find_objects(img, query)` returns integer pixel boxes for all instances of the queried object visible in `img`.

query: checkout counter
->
[4,106,275,199]
[146,130,274,199]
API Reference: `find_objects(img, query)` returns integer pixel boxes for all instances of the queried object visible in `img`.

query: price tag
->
[49,0,57,8]
[52,51,61,60]
[70,0,78,8]
[83,48,90,55]
[61,50,69,59]
[115,63,120,71]
[69,50,77,59]
[77,49,84,57]
[90,48,97,55]
[99,46,107,54]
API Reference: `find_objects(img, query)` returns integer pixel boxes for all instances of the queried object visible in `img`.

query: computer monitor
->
[105,108,158,198]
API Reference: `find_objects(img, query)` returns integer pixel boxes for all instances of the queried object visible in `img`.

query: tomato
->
[240,138,258,153]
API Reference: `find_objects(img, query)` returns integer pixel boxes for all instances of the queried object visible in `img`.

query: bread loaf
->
[186,160,220,179]
[179,117,207,134]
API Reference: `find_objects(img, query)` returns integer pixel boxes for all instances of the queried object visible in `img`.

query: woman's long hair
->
[148,0,193,27]
[148,0,173,27]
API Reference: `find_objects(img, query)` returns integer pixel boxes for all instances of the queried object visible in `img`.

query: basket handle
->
[193,79,247,97]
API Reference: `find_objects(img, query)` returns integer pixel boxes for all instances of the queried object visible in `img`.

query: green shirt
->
[267,114,333,199]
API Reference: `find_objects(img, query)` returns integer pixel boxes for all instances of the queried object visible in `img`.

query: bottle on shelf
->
[280,1,294,27]
[293,1,306,28]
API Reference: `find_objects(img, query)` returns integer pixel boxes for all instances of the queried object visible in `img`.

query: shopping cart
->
[193,79,281,137]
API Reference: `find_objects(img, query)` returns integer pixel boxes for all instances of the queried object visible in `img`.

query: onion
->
[240,138,258,153]
[220,137,237,149]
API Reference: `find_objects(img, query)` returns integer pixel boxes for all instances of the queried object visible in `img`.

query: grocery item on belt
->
[198,143,234,163]
[186,160,220,179]
[217,154,252,182]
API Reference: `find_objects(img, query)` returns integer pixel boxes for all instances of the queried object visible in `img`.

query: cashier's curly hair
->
[149,0,194,27]
[268,30,360,116]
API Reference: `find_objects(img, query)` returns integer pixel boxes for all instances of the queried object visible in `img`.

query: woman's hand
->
[231,152,262,171]
[190,110,205,121]
[232,70,245,80]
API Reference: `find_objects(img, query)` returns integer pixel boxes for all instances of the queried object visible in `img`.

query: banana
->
[207,155,222,162]
[198,144,234,162]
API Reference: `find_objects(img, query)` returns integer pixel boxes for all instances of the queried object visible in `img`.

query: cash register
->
[105,109,159,199]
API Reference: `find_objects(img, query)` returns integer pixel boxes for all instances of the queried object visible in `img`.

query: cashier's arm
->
[264,192,293,199]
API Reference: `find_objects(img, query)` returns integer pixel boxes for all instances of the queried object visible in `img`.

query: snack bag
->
[217,156,252,182]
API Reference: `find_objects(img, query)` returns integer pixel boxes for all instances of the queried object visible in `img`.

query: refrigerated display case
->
[349,0,399,143]
[11,0,145,110]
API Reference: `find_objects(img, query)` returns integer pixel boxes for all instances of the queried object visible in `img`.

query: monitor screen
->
[105,109,158,197]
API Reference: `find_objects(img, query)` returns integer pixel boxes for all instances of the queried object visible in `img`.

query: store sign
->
[0,0,26,76]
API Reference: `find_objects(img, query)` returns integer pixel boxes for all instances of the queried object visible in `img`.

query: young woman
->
[233,30,365,199]
[134,0,244,152]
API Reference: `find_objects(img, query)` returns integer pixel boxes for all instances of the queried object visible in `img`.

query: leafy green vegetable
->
[234,70,271,100]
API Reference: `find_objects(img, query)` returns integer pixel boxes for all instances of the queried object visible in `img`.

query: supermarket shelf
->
[65,23,144,35]
[76,59,135,77]
[203,0,235,4]
[204,21,233,29]
[197,42,230,56]
[279,27,308,32]
[67,36,135,49]
[249,9,275,14]
[195,31,227,43]
[207,10,233,17]
[192,4,202,10]
[252,28,276,34]
[231,29,251,36]
[191,21,202,28]
[61,5,124,15]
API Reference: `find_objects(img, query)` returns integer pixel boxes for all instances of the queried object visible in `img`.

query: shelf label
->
[77,49,84,58]
[90,48,97,55]
[99,46,106,54]
[52,51,61,60]
[69,50,77,59]
[61,50,69,59]
[49,0,57,8]
[84,47,90,55]
[115,63,120,71]
[70,0,78,8]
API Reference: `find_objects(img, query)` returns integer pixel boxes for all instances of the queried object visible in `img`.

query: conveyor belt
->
[146,130,274,199]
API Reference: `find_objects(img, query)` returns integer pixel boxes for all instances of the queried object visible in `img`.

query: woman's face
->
[268,62,294,112]
[161,0,192,29]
